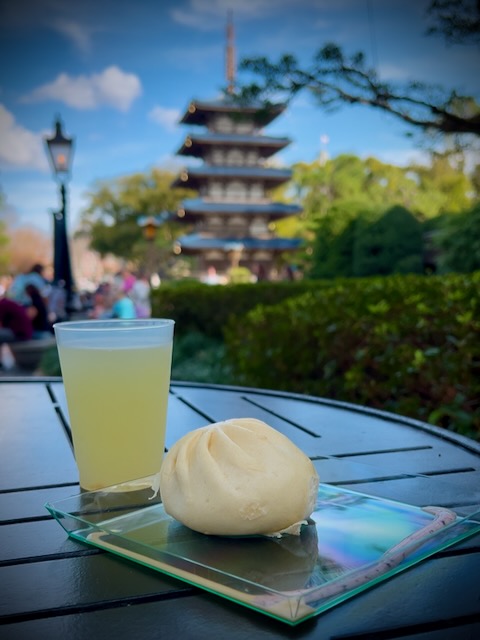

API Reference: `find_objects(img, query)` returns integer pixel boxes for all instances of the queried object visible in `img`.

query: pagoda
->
[172,15,302,280]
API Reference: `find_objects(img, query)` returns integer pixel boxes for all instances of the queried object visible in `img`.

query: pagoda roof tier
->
[177,133,290,158]
[178,198,301,219]
[180,98,285,127]
[176,234,302,254]
[172,165,292,190]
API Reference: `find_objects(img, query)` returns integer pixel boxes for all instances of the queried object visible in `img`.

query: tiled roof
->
[180,198,301,217]
[179,98,285,126]
[177,133,290,158]
[176,234,302,253]
[172,165,292,189]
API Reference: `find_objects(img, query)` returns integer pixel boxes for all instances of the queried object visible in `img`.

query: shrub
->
[151,279,331,339]
[39,345,61,376]
[435,203,480,273]
[171,332,234,384]
[224,272,480,440]
[353,206,423,276]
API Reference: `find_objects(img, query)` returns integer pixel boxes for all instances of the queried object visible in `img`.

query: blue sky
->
[1,0,479,235]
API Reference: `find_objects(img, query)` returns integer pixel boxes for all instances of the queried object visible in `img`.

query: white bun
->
[159,418,319,536]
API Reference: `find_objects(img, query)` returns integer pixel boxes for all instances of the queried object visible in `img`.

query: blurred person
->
[0,296,33,343]
[122,268,136,293]
[111,285,137,319]
[8,263,51,307]
[0,275,13,296]
[89,282,114,319]
[25,284,52,338]
[201,265,227,285]
[47,280,67,324]
[130,271,151,318]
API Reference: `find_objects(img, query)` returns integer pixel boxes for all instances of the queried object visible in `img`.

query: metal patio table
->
[1,378,479,639]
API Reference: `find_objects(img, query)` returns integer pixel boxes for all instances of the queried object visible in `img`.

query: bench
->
[9,336,57,372]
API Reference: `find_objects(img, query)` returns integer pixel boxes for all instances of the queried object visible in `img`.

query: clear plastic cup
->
[54,319,175,491]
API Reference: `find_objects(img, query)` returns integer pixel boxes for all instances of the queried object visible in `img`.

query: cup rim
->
[54,319,175,332]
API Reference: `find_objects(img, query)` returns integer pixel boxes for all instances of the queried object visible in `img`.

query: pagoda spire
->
[226,10,235,94]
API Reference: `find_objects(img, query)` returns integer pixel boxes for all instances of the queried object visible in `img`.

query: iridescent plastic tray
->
[46,475,480,625]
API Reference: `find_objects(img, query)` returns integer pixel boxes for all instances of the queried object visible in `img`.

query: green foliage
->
[151,279,331,339]
[39,345,62,376]
[353,206,424,276]
[171,332,234,384]
[309,206,424,278]
[223,272,480,440]
[294,152,479,278]
[409,154,474,215]
[309,208,369,278]
[435,203,480,272]
[80,168,193,263]
[227,266,254,283]
[294,153,477,226]
[88,217,141,259]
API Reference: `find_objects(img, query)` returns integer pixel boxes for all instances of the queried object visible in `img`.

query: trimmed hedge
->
[223,272,480,440]
[151,279,331,339]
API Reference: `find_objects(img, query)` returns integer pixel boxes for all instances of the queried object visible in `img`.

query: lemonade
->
[55,320,174,491]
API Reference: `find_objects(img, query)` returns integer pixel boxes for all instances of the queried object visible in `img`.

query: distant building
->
[171,15,302,281]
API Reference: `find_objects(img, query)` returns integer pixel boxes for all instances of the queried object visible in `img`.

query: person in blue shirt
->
[111,287,137,319]
[8,264,50,307]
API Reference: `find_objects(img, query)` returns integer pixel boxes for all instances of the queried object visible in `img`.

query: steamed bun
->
[159,418,319,537]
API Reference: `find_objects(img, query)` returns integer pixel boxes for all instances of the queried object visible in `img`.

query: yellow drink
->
[56,320,174,491]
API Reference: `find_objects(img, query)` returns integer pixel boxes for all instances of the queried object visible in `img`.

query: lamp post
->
[138,212,171,279]
[44,116,75,310]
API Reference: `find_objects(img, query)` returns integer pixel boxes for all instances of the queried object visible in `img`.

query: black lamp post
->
[44,116,75,310]
[138,212,171,278]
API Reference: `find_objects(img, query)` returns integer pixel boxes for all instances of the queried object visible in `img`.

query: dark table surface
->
[1,378,479,639]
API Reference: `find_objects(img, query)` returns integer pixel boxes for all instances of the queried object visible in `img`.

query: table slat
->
[0,384,78,490]
[0,554,194,620]
[0,485,79,523]
[1,552,479,638]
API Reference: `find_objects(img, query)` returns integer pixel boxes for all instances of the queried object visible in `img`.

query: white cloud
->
[148,105,181,131]
[0,105,47,171]
[21,66,142,112]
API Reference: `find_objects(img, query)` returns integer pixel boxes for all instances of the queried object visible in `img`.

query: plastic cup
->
[54,319,175,491]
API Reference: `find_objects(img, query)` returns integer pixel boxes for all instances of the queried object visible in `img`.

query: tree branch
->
[237,44,480,137]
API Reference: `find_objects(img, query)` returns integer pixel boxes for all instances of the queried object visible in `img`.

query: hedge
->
[151,279,332,339]
[223,272,480,440]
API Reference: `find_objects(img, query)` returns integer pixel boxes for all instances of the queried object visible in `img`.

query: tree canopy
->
[435,203,480,272]
[79,168,193,272]
[284,152,478,277]
[292,151,476,224]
